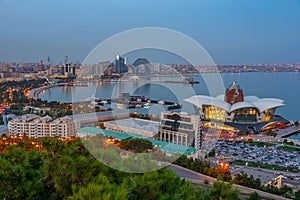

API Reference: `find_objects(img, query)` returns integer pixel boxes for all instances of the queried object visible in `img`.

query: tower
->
[3,114,7,126]
[224,81,244,104]
[115,54,127,74]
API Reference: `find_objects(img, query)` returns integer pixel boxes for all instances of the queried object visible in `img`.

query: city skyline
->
[0,0,300,64]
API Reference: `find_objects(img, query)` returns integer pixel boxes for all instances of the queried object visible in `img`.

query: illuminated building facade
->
[8,114,76,138]
[184,82,290,133]
[158,111,202,149]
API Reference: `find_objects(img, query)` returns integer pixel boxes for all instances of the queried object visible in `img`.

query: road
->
[168,164,291,200]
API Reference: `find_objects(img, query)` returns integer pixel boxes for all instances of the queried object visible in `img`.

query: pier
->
[77,95,182,111]
[275,125,300,138]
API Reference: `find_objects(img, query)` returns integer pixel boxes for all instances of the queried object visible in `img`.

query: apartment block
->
[8,114,76,138]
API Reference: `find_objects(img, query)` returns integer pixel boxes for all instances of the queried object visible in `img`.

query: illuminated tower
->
[115,54,127,74]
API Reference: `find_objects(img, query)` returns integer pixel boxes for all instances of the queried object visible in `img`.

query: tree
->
[246,192,262,200]
[71,174,127,200]
[234,173,262,190]
[294,189,300,200]
[0,146,48,200]
[180,181,210,200]
[209,180,239,200]
[118,138,153,153]
[128,169,182,200]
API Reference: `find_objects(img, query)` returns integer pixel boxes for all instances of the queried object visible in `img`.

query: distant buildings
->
[60,63,76,76]
[115,54,127,74]
[8,114,76,138]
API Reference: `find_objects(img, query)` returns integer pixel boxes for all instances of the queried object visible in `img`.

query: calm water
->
[39,72,300,120]
[289,133,300,140]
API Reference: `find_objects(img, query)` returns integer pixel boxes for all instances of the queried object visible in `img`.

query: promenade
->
[276,126,300,138]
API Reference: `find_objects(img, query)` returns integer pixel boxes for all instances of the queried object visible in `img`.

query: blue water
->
[39,72,300,121]
[289,132,300,140]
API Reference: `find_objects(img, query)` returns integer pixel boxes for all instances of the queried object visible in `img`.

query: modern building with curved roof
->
[184,81,290,133]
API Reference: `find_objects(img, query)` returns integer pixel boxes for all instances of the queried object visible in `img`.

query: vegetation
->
[241,141,276,147]
[117,138,153,153]
[246,192,262,200]
[233,160,298,172]
[174,155,232,181]
[282,139,295,146]
[278,145,300,152]
[130,112,152,120]
[233,172,293,198]
[0,79,46,104]
[266,130,277,137]
[294,189,300,200]
[0,138,242,200]
[207,148,216,157]
[208,180,239,200]
[233,173,262,190]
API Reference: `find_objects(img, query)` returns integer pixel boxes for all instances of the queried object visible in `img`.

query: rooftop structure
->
[8,115,76,138]
[231,167,283,188]
[104,118,159,138]
[77,126,196,156]
[73,110,129,127]
[158,111,201,149]
[184,82,290,133]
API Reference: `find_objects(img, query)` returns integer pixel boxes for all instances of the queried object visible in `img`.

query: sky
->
[0,0,300,64]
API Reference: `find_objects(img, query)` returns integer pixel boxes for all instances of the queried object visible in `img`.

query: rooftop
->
[105,118,159,133]
[10,114,39,123]
[0,125,8,132]
[184,95,285,113]
[231,166,281,185]
[77,126,196,156]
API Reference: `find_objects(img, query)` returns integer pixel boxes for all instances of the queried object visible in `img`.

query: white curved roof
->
[216,94,225,101]
[184,95,285,113]
[184,95,231,112]
[259,98,284,103]
[230,102,255,112]
[251,101,285,112]
[244,95,260,102]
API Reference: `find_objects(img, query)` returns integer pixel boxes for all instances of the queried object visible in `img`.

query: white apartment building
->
[8,114,76,138]
[8,114,38,137]
[49,116,76,138]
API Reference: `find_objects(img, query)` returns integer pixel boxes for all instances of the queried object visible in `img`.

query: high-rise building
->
[115,54,127,74]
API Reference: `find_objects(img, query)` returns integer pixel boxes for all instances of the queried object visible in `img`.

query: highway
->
[168,164,291,200]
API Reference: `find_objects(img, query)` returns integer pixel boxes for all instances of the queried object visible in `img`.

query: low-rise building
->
[104,118,159,138]
[158,111,201,148]
[0,125,8,137]
[231,167,283,188]
[8,114,76,138]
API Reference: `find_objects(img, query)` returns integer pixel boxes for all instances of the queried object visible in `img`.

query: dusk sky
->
[0,0,300,64]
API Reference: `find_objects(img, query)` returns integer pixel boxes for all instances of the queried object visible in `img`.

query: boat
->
[143,103,151,109]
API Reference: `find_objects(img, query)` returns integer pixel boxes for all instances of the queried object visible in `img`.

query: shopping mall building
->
[184,82,290,134]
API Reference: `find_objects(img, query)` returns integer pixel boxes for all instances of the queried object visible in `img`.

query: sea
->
[38,72,300,140]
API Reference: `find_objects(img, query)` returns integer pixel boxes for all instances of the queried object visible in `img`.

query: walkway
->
[276,126,300,138]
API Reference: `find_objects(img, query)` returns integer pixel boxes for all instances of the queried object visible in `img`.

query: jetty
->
[276,125,300,138]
